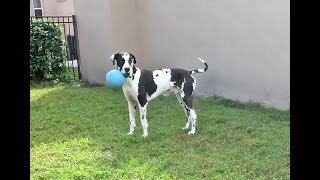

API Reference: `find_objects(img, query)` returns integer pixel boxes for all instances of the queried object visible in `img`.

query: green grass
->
[30,84,290,180]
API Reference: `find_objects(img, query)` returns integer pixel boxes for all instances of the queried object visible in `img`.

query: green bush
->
[30,18,66,81]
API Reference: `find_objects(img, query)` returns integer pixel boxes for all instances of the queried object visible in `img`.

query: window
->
[33,0,43,16]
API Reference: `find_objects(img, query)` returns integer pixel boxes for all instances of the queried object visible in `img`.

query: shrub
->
[30,18,66,81]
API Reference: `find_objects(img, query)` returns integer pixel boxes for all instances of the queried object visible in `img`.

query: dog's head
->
[109,52,136,78]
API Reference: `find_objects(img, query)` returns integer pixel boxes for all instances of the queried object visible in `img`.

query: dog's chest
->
[122,71,141,100]
[123,81,138,94]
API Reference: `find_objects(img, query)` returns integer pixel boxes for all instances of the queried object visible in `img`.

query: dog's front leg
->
[127,101,137,135]
[139,103,149,138]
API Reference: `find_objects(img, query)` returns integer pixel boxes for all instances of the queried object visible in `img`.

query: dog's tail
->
[189,58,208,75]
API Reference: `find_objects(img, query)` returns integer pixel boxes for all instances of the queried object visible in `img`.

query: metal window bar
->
[30,16,82,81]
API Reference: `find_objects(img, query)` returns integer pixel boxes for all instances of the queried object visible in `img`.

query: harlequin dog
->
[109,52,208,138]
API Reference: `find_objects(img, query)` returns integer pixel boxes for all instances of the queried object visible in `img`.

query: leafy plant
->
[30,18,66,81]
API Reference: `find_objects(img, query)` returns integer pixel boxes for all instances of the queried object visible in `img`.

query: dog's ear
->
[110,53,118,65]
[129,53,136,64]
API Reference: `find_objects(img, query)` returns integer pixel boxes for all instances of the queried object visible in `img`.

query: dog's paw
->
[182,126,189,130]
[187,131,195,135]
[127,132,134,135]
[141,134,148,138]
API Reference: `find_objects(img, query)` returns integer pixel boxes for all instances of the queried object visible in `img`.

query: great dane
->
[109,52,208,138]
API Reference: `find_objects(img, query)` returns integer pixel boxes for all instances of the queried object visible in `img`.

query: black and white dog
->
[109,52,208,138]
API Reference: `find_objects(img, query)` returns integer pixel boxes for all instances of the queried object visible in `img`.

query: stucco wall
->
[30,0,74,16]
[73,0,114,84]
[43,0,74,16]
[74,0,290,110]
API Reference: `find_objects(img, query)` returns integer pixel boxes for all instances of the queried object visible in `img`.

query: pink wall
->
[30,0,74,16]
[42,0,74,16]
[74,0,290,110]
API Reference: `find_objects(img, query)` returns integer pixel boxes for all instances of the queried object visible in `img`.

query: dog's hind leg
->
[181,94,197,135]
[187,107,197,134]
[127,100,138,135]
[176,93,191,130]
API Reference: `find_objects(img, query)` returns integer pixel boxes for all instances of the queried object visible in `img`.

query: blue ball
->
[105,69,125,88]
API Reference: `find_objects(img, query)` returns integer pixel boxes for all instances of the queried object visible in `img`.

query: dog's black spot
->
[182,78,194,105]
[156,74,159,77]
[185,106,191,116]
[133,66,137,74]
[137,70,157,107]
[170,69,189,89]
[142,115,145,119]
[165,71,168,73]
[132,75,135,80]
[170,69,195,108]
[114,53,125,71]
[183,96,193,109]
[134,105,137,110]
[138,95,147,107]
[129,53,136,64]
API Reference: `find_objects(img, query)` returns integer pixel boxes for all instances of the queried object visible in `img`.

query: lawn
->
[30,84,290,180]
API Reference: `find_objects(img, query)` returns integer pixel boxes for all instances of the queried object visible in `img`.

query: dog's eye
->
[128,59,132,64]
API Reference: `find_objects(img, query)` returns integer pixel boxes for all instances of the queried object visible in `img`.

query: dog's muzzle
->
[123,68,130,78]
[123,73,130,78]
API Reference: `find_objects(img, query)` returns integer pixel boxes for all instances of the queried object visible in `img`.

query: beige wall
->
[74,0,290,110]
[42,0,74,16]
[30,0,74,16]
[73,0,114,84]
[108,0,143,60]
